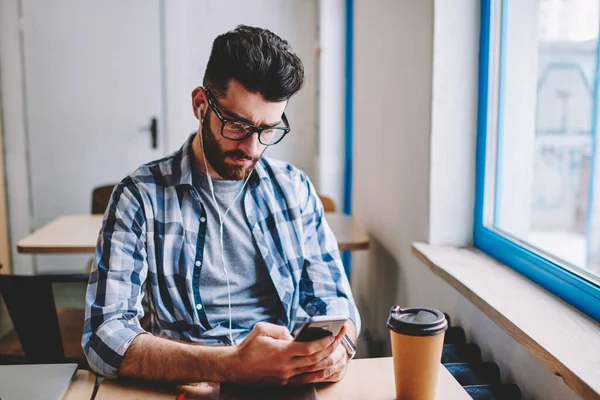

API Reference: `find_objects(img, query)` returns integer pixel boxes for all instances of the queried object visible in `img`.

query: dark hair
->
[203,25,304,102]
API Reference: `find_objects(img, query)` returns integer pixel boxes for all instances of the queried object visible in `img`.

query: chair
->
[0,264,89,369]
[91,184,116,215]
[89,184,151,329]
[318,194,336,213]
[90,185,154,333]
[84,184,117,275]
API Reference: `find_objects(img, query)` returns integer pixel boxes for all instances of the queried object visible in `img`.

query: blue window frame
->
[475,0,600,322]
[342,0,354,279]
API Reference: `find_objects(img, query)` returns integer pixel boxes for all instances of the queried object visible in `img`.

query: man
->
[82,25,360,386]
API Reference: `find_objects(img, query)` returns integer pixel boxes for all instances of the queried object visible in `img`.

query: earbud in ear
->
[197,105,204,121]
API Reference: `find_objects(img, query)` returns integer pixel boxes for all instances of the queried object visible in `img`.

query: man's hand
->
[222,322,342,386]
[288,321,352,385]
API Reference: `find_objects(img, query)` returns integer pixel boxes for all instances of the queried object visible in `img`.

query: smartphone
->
[293,315,348,342]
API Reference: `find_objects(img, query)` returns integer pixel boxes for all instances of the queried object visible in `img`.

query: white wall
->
[429,0,478,246]
[351,1,579,399]
[318,0,346,208]
[352,1,434,354]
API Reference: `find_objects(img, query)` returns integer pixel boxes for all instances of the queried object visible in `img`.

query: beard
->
[200,116,260,181]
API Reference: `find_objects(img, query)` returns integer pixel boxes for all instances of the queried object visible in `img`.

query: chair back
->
[0,275,64,362]
[91,184,116,214]
[0,268,88,367]
[318,194,336,213]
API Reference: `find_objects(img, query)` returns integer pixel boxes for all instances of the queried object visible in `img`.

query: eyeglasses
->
[203,87,291,146]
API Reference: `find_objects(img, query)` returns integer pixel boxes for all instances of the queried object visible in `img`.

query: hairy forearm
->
[118,333,234,383]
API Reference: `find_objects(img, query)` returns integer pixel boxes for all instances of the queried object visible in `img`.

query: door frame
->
[0,0,34,274]
[0,107,11,274]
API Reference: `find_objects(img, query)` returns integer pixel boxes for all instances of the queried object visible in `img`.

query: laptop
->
[0,363,77,400]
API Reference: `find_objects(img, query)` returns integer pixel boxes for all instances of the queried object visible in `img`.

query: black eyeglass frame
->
[203,87,291,146]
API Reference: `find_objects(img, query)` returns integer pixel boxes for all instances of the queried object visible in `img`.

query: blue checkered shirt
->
[82,134,361,378]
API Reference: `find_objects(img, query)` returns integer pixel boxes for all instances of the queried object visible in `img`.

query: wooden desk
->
[17,214,102,254]
[17,213,369,254]
[324,213,369,251]
[317,357,469,399]
[63,370,96,400]
[95,357,469,399]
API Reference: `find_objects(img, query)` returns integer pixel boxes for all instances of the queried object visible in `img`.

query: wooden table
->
[94,357,469,399]
[63,370,96,400]
[318,358,469,399]
[17,215,103,254]
[17,213,369,254]
[324,213,369,251]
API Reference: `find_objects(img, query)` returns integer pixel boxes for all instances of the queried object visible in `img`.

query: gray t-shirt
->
[192,170,282,342]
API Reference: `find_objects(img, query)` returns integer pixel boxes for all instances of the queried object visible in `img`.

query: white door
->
[19,1,165,273]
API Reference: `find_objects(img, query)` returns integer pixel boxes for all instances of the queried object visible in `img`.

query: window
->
[475,0,600,322]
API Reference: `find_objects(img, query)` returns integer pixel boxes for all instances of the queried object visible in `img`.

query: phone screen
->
[294,318,347,342]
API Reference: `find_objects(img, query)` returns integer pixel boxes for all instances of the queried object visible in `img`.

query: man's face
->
[193,80,288,180]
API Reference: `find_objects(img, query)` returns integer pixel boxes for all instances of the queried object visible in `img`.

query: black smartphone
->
[293,315,348,342]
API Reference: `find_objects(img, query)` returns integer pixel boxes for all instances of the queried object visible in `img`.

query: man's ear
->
[191,86,207,119]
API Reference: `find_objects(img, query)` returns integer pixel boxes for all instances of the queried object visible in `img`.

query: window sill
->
[411,242,600,400]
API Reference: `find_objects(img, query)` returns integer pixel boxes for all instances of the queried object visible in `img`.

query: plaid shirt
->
[82,134,361,378]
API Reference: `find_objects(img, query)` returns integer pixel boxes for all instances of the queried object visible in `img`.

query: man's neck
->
[191,131,225,180]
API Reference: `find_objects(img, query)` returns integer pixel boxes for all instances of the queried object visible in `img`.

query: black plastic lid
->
[387,306,448,336]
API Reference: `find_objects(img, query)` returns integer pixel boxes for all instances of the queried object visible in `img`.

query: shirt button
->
[196,304,203,310]
[200,217,206,223]
[195,260,201,267]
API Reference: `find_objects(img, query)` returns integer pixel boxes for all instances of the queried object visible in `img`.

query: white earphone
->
[197,102,255,345]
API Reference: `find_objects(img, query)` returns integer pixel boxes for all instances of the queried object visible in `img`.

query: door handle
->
[149,117,158,149]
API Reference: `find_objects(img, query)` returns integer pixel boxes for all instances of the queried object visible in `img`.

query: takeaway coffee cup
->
[387,306,448,400]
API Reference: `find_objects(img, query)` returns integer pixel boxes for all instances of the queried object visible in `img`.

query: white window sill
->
[411,242,600,400]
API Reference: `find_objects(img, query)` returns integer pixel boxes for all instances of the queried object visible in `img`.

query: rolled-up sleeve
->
[82,179,149,378]
[298,174,362,334]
